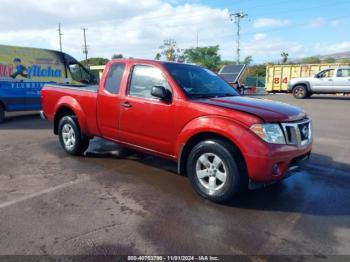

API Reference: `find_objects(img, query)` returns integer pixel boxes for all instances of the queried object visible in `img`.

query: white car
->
[288,67,350,99]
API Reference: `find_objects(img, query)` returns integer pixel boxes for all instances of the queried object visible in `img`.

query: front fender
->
[175,116,250,159]
[54,96,90,135]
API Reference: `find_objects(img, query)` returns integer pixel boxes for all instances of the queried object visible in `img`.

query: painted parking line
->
[0,177,88,210]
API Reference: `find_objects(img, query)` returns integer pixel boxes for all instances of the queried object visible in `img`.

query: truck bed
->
[42,83,99,136]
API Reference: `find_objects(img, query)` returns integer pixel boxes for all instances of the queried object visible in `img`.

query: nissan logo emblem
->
[302,125,309,138]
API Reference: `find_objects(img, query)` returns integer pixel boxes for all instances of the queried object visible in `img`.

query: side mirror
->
[151,86,172,102]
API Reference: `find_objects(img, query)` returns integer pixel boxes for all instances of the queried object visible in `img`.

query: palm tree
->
[281,52,289,64]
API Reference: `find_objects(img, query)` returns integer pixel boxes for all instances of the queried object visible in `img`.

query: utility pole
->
[196,30,199,48]
[58,23,63,52]
[82,27,88,66]
[230,11,248,64]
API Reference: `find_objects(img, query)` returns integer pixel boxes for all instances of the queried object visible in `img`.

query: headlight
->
[250,124,286,144]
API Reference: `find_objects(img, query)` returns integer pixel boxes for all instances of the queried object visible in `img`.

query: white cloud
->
[308,17,327,28]
[0,1,346,63]
[253,18,291,28]
[308,17,342,28]
[245,39,304,57]
[0,1,232,60]
[253,33,267,41]
[313,42,350,54]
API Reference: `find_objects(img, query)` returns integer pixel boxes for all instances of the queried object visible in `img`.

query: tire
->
[0,105,4,123]
[293,85,309,99]
[187,139,247,203]
[58,116,90,155]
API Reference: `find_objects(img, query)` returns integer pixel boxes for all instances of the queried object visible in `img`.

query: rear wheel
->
[0,105,4,123]
[58,116,90,155]
[293,85,309,99]
[187,139,247,203]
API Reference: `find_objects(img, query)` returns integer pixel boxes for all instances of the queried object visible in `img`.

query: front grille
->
[281,118,312,148]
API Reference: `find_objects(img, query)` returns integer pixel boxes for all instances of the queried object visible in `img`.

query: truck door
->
[118,64,176,156]
[335,68,350,92]
[311,69,335,92]
[96,63,125,140]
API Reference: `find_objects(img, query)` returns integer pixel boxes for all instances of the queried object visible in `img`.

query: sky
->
[0,0,349,63]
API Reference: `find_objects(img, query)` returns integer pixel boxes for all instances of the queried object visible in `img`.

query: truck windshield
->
[164,62,238,99]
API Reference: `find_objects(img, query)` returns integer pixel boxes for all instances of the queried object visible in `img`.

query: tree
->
[112,54,123,59]
[339,58,350,64]
[322,57,336,63]
[243,56,253,65]
[158,39,184,61]
[155,53,161,60]
[81,57,109,66]
[281,52,289,64]
[184,45,221,71]
[302,56,321,64]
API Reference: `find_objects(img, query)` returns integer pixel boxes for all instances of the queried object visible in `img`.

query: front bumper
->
[248,152,310,190]
[241,117,312,183]
[243,141,312,183]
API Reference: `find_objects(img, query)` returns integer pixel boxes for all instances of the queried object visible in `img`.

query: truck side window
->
[105,63,125,94]
[337,69,350,77]
[129,65,170,99]
[318,69,334,78]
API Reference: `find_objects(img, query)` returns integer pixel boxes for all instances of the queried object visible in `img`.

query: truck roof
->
[109,58,196,67]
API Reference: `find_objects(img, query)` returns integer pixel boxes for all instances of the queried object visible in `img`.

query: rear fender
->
[54,96,90,135]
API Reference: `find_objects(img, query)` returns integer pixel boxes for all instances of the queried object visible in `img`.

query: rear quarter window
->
[104,63,125,94]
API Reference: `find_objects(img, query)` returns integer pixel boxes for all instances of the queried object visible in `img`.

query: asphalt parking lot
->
[0,94,349,256]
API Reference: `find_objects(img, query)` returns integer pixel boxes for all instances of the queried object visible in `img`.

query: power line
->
[195,13,349,43]
[230,11,248,63]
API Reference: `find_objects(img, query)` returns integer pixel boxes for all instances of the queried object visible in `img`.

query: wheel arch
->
[292,81,312,92]
[177,131,247,178]
[52,96,91,135]
[54,106,76,134]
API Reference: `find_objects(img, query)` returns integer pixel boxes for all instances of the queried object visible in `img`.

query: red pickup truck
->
[41,59,312,202]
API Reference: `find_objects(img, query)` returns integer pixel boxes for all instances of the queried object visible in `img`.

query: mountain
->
[319,51,350,59]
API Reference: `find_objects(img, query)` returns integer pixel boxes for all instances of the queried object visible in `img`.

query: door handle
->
[121,101,132,108]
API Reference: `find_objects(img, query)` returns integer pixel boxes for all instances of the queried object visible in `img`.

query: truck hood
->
[196,96,307,123]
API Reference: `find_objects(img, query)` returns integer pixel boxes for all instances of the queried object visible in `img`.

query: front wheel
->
[293,85,309,99]
[187,139,247,203]
[58,116,90,155]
